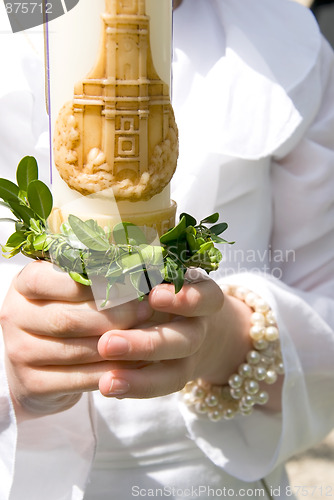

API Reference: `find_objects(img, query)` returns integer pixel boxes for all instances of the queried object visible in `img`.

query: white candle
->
[46,0,177,235]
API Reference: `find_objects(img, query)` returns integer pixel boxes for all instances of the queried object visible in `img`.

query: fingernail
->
[107,336,130,356]
[108,378,130,396]
[153,288,174,307]
[137,300,153,323]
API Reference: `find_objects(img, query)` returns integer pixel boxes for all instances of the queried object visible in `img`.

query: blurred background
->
[286,430,334,499]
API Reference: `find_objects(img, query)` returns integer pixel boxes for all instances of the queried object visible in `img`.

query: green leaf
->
[160,216,187,244]
[179,212,197,227]
[210,234,234,244]
[200,213,219,224]
[1,245,21,258]
[198,241,214,253]
[200,212,219,224]
[16,156,38,191]
[113,222,147,246]
[33,234,48,251]
[6,230,26,245]
[0,179,20,203]
[163,256,178,281]
[130,269,150,296]
[210,222,228,235]
[68,215,110,251]
[84,219,108,238]
[9,201,36,226]
[105,261,122,278]
[196,237,206,246]
[29,218,42,233]
[118,251,144,273]
[173,267,185,294]
[27,180,53,220]
[138,244,154,265]
[139,244,163,267]
[186,227,199,254]
[69,271,92,286]
[4,231,26,253]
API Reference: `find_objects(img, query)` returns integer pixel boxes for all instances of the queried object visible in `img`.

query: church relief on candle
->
[53,0,179,201]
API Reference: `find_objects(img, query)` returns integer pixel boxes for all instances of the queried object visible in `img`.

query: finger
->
[7,332,103,366]
[19,360,145,398]
[98,316,206,361]
[99,359,191,399]
[148,280,224,317]
[5,290,153,338]
[15,260,93,302]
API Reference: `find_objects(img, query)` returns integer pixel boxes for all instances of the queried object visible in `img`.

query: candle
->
[46,0,177,236]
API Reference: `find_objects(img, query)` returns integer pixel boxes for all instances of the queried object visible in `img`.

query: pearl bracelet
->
[182,284,284,421]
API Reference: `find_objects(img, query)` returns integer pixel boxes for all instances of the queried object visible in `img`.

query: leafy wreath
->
[0,156,233,304]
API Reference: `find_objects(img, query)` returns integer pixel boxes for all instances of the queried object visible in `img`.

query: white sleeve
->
[179,38,334,482]
[0,22,97,499]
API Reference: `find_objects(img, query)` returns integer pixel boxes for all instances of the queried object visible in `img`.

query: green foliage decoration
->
[0,157,233,301]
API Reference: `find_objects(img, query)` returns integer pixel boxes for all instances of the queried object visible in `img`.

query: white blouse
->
[1,0,334,499]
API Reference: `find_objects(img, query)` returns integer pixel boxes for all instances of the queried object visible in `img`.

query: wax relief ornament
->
[53,0,178,202]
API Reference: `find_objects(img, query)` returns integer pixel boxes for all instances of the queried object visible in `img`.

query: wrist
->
[202,293,253,386]
[183,284,284,421]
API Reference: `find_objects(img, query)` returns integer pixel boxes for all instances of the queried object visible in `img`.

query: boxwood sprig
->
[0,157,233,300]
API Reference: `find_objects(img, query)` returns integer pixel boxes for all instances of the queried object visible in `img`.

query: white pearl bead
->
[265,326,279,341]
[241,394,255,407]
[238,363,253,378]
[254,298,270,313]
[250,312,265,326]
[205,394,218,407]
[265,369,278,384]
[265,310,277,325]
[192,386,205,399]
[276,362,285,375]
[245,379,260,395]
[230,388,244,400]
[245,292,257,307]
[253,338,269,351]
[250,325,266,340]
[254,366,267,381]
[195,401,208,414]
[240,406,253,416]
[208,410,223,421]
[228,374,243,389]
[234,286,248,301]
[261,355,275,366]
[257,391,269,405]
[223,408,237,420]
[247,350,261,365]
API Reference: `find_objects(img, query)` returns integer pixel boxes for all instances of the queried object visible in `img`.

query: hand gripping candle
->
[47,0,178,236]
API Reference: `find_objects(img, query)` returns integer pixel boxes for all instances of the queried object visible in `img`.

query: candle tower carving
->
[48,0,178,235]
